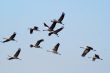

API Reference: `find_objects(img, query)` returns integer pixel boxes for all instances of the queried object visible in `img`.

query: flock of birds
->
[0,12,102,61]
[80,46,103,61]
[0,12,65,60]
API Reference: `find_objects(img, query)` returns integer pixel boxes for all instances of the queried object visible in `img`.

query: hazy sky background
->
[0,0,110,73]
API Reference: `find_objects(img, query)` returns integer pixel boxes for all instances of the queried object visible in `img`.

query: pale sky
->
[0,0,110,73]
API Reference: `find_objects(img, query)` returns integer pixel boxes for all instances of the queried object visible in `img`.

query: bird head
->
[30,44,34,47]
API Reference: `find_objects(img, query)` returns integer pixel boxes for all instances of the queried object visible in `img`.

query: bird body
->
[48,26,64,37]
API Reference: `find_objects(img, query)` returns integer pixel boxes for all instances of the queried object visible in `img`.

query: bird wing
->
[35,39,44,46]
[58,12,65,22]
[95,54,100,59]
[14,48,21,57]
[9,32,16,39]
[30,29,33,34]
[49,21,57,31]
[3,39,10,43]
[87,46,93,50]
[44,23,49,28]
[52,43,60,52]
[81,49,90,57]
[53,26,64,34]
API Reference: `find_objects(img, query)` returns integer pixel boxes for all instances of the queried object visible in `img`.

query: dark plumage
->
[43,20,57,32]
[47,43,61,55]
[8,48,21,60]
[58,12,65,24]
[51,12,65,25]
[44,22,49,28]
[81,46,96,57]
[92,54,103,61]
[29,26,39,34]
[48,26,64,37]
[52,43,60,52]
[30,39,44,48]
[1,32,16,43]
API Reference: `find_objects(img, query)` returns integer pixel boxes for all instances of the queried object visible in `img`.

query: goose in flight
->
[43,20,57,32]
[48,26,64,37]
[47,43,61,55]
[1,32,17,43]
[80,46,96,57]
[28,26,40,34]
[8,48,21,60]
[30,39,44,48]
[51,12,65,25]
[92,54,103,61]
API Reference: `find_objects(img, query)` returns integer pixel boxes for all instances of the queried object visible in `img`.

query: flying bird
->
[47,43,61,55]
[8,48,21,60]
[51,12,65,25]
[0,32,17,43]
[92,54,103,61]
[48,26,64,37]
[28,26,40,34]
[43,20,57,32]
[30,39,44,48]
[80,46,96,57]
